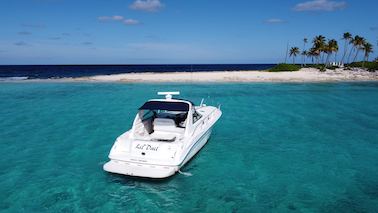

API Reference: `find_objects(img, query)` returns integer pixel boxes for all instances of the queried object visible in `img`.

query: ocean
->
[0,64,275,79]
[0,82,377,212]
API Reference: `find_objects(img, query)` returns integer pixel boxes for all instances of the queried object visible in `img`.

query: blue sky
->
[0,0,377,64]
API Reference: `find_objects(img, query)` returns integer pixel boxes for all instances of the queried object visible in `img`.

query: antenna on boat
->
[200,98,206,107]
[157,91,180,100]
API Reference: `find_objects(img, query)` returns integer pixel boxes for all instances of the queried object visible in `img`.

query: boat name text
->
[135,144,159,151]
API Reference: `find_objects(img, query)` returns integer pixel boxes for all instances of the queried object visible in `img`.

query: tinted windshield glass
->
[139,101,190,111]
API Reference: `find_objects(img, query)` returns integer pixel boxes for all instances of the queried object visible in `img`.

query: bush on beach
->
[304,64,328,71]
[269,64,301,72]
[348,61,378,72]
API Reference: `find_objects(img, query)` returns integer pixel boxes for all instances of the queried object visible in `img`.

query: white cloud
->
[124,19,140,25]
[264,18,286,24]
[98,15,125,21]
[294,0,347,11]
[129,0,163,12]
[98,16,140,26]
[112,15,124,21]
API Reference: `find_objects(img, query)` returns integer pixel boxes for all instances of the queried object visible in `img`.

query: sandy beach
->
[69,68,378,83]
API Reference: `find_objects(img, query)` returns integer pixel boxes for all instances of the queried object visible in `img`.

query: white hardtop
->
[146,91,194,109]
[147,98,193,105]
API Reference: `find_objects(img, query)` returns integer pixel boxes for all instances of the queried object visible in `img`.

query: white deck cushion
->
[151,132,176,142]
[153,118,184,133]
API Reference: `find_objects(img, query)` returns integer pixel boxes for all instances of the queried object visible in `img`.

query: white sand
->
[71,68,378,83]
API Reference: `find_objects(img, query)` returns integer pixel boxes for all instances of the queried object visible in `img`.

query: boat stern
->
[103,160,177,179]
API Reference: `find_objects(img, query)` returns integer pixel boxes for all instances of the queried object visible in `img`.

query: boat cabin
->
[131,98,200,142]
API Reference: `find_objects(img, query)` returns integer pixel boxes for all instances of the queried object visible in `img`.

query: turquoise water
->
[1,82,378,212]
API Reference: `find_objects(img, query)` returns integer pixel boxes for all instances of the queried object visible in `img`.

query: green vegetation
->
[285,32,375,70]
[348,62,378,71]
[304,64,323,69]
[289,47,300,64]
[304,64,328,71]
[269,63,301,72]
[362,42,373,62]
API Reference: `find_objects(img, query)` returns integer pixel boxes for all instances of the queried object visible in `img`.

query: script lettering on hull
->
[135,144,159,151]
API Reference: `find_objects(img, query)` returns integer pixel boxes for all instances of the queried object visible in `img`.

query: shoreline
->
[1,68,378,83]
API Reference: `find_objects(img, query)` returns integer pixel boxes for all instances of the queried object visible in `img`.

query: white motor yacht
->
[103,92,222,178]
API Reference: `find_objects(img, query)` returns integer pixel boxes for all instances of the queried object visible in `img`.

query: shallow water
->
[0,82,377,212]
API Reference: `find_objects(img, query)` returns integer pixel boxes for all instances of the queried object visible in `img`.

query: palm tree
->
[362,42,373,67]
[284,42,289,63]
[308,48,315,64]
[313,35,326,63]
[341,32,352,64]
[302,38,308,66]
[307,50,315,64]
[308,47,320,64]
[302,50,308,66]
[324,43,332,65]
[330,39,338,64]
[313,35,326,47]
[352,35,366,62]
[347,36,355,64]
[289,47,300,64]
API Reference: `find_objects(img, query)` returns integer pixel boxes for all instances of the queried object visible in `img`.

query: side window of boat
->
[141,110,154,121]
[192,111,202,124]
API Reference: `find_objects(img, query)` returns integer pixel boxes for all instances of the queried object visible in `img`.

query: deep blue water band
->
[0,64,275,79]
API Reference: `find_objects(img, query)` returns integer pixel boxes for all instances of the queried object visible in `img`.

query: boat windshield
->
[139,101,190,111]
[136,101,191,134]
[139,109,188,128]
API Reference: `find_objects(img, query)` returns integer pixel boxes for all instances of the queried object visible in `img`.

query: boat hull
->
[103,128,213,178]
[103,160,177,179]
[179,128,212,167]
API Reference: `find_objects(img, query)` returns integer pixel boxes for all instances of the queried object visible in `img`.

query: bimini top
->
[139,100,190,111]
